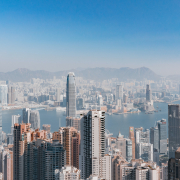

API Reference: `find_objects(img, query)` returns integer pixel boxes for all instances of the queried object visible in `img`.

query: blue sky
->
[0,0,180,75]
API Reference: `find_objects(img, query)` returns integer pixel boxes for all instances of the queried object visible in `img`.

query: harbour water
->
[2,101,179,137]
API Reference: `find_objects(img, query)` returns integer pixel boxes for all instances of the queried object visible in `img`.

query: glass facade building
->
[66,72,76,118]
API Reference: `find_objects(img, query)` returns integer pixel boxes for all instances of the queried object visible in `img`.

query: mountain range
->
[0,67,161,82]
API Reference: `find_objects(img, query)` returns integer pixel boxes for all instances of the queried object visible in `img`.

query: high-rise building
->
[126,139,132,163]
[22,108,31,123]
[55,166,81,180]
[79,110,105,179]
[129,127,135,159]
[146,84,151,102]
[53,127,80,169]
[0,85,8,106]
[11,87,15,104]
[135,127,150,144]
[7,87,11,104]
[0,102,2,145]
[29,110,40,130]
[150,126,159,152]
[116,132,126,159]
[116,85,123,101]
[56,88,61,102]
[13,123,31,180]
[66,72,76,118]
[157,119,167,154]
[136,143,153,162]
[76,98,84,110]
[1,147,13,180]
[168,104,180,158]
[168,147,180,179]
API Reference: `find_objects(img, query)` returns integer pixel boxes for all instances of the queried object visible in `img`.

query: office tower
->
[56,88,61,102]
[63,95,66,107]
[168,147,180,179]
[136,143,153,162]
[168,104,180,158]
[116,85,123,101]
[116,132,126,159]
[29,110,40,130]
[11,87,15,104]
[0,102,2,145]
[53,127,80,169]
[157,119,167,154]
[0,85,8,105]
[7,87,11,104]
[126,139,132,162]
[150,126,159,152]
[13,123,31,180]
[123,94,128,103]
[12,115,21,132]
[55,166,81,180]
[146,84,151,102]
[66,117,81,131]
[42,124,51,134]
[66,72,76,117]
[129,127,135,159]
[79,110,105,179]
[22,108,30,123]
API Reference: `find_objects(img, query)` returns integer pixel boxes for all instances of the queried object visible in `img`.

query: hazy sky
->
[0,0,180,75]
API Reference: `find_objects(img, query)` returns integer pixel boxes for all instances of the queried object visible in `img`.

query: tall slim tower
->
[79,110,105,179]
[146,84,151,102]
[168,104,180,158]
[66,72,76,118]
[0,101,2,145]
[129,127,135,159]
[116,85,123,101]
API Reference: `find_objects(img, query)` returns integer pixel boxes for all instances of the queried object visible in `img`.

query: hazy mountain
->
[0,67,160,82]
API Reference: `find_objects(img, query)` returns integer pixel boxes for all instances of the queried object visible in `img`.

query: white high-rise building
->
[55,166,80,180]
[79,110,105,179]
[66,72,76,118]
[0,85,8,106]
[101,154,111,180]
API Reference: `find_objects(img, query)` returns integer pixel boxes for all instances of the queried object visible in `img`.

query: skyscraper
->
[29,110,40,130]
[157,119,167,154]
[56,88,61,102]
[146,84,151,102]
[168,104,180,158]
[11,87,15,104]
[0,102,2,145]
[53,127,80,169]
[129,126,135,159]
[168,147,180,179]
[0,85,8,106]
[22,108,31,123]
[116,85,123,101]
[79,110,105,179]
[66,72,76,118]
[150,126,159,152]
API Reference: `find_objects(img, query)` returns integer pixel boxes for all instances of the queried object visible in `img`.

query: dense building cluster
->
[0,73,180,179]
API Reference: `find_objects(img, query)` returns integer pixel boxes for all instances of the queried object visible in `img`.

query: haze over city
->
[1,0,180,75]
[1,1,180,180]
